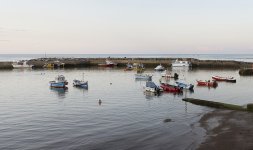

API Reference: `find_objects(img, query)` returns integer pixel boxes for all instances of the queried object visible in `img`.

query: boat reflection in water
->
[50,87,68,98]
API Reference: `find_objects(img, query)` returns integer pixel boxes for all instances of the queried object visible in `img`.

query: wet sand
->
[198,109,253,150]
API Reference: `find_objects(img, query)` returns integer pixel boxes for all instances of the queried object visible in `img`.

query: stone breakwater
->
[0,57,253,69]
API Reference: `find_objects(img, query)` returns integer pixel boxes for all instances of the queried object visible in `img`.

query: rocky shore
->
[0,57,253,69]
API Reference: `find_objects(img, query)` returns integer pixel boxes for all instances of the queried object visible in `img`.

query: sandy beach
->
[198,109,253,150]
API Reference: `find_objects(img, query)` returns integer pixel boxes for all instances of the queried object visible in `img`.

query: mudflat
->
[198,109,253,150]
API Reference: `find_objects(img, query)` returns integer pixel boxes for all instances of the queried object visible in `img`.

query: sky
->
[0,0,253,54]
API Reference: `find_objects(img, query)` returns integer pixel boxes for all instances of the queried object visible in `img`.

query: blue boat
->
[73,73,88,88]
[145,81,163,93]
[50,75,68,88]
[175,81,194,91]
[73,80,88,88]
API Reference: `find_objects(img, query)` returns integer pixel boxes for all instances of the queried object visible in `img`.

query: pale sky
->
[0,0,253,54]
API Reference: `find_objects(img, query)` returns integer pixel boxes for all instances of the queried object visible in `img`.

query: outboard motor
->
[189,84,194,91]
[174,73,179,79]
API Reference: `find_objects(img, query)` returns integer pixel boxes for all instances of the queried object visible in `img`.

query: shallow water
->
[0,67,252,150]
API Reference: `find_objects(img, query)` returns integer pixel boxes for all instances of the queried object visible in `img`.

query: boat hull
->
[73,80,88,88]
[160,83,182,93]
[172,64,190,67]
[135,74,152,80]
[12,65,33,68]
[50,82,66,88]
[212,76,236,83]
[98,64,115,67]
[197,80,218,87]
[175,82,194,90]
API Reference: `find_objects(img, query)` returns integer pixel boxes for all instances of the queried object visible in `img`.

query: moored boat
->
[73,73,88,88]
[161,70,173,78]
[124,63,134,71]
[73,80,88,88]
[160,83,182,93]
[12,61,33,68]
[154,64,165,71]
[50,75,68,88]
[212,76,236,83]
[175,81,194,91]
[197,80,218,87]
[135,74,152,80]
[161,71,179,79]
[98,59,117,67]
[144,81,163,93]
[172,59,191,67]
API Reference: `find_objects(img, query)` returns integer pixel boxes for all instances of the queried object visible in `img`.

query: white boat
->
[98,59,117,67]
[12,61,33,68]
[50,75,68,88]
[172,59,191,67]
[144,81,163,93]
[175,81,194,91]
[73,73,88,88]
[135,74,152,80]
[154,64,165,71]
[161,70,173,78]
[73,80,88,88]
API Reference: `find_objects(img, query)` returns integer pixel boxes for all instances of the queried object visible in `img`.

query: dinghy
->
[175,81,194,91]
[212,76,236,83]
[197,80,218,87]
[135,74,152,80]
[154,64,165,71]
[145,81,163,93]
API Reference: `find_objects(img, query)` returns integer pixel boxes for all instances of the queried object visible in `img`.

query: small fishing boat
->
[172,59,191,67]
[98,59,117,67]
[50,75,68,88]
[12,61,33,68]
[161,71,179,79]
[160,83,182,93]
[197,80,218,87]
[144,81,163,93]
[43,61,65,68]
[133,63,145,69]
[135,74,152,80]
[161,70,173,78]
[212,76,236,83]
[124,63,134,71]
[73,73,88,88]
[73,80,88,88]
[154,64,165,71]
[133,63,145,73]
[175,81,194,91]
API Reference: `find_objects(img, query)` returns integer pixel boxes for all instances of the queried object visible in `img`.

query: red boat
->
[212,76,236,83]
[160,83,182,93]
[197,80,218,87]
[98,60,117,67]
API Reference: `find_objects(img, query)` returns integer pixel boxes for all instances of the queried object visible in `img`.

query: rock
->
[163,118,172,123]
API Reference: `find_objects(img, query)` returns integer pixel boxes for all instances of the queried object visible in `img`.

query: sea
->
[1,54,253,62]
[0,54,253,149]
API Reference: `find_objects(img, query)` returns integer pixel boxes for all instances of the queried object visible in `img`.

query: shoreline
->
[197,109,253,150]
[0,57,253,69]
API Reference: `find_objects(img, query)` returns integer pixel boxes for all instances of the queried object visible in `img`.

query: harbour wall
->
[0,57,253,69]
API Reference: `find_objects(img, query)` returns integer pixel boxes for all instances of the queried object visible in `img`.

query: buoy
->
[110,83,112,85]
[99,99,102,105]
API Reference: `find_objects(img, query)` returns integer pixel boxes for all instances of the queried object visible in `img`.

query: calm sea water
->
[1,54,253,62]
[0,67,252,149]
